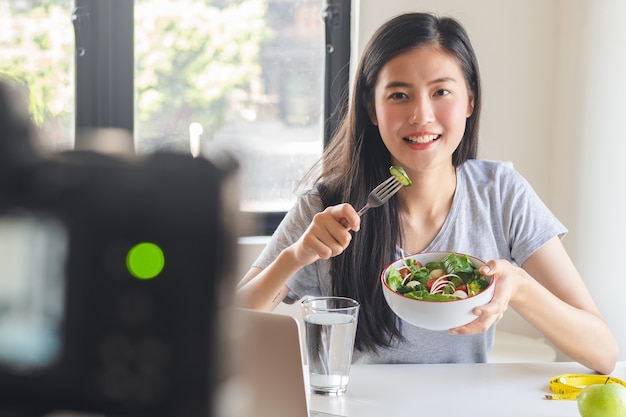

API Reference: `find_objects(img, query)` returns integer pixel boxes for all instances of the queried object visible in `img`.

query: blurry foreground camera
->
[0,80,240,417]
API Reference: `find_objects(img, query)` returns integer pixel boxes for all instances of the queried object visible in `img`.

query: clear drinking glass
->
[301,296,360,396]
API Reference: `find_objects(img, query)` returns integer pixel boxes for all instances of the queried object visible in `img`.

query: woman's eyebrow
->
[383,76,458,90]
[428,76,458,85]
[383,81,412,90]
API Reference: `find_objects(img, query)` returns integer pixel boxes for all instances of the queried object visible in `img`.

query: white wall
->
[552,0,626,361]
[353,0,626,360]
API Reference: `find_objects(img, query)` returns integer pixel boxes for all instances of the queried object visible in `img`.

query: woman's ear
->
[466,93,475,118]
[367,102,378,126]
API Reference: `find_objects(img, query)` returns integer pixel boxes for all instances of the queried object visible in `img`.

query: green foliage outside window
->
[0,0,269,151]
[135,0,269,151]
[0,1,74,147]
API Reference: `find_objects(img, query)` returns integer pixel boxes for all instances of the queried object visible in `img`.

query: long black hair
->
[308,12,482,351]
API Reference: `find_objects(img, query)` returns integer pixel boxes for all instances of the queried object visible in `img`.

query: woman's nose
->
[409,99,434,125]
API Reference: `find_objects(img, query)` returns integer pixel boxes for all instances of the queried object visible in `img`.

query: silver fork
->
[342,175,404,227]
[357,175,404,215]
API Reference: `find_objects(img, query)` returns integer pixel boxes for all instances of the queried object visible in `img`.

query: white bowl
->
[381,252,495,331]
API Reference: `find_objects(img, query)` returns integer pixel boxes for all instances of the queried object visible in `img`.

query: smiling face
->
[369,46,474,175]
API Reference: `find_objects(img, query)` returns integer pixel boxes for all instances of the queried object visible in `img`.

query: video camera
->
[0,80,240,417]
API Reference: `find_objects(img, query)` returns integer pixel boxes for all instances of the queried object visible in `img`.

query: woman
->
[236,12,618,374]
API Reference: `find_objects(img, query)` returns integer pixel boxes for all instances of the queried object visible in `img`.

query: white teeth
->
[406,134,439,144]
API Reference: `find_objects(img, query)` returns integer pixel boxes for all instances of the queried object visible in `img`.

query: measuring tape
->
[546,374,626,400]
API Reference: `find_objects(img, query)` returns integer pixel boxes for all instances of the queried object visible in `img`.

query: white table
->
[308,361,626,417]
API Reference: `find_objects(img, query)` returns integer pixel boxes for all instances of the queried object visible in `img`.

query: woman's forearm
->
[235,247,303,311]
[511,276,618,375]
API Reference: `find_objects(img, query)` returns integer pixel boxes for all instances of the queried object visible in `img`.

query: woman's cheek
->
[438,102,470,130]
[379,106,407,129]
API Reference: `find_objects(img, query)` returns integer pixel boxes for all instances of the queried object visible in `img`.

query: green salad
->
[386,252,490,301]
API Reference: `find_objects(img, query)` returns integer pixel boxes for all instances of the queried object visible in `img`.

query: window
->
[3,0,350,234]
[0,0,75,151]
[135,0,327,214]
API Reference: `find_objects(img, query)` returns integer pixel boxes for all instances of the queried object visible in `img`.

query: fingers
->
[295,204,360,263]
[337,204,361,232]
[479,258,508,278]
[450,259,513,335]
[328,203,360,232]
[305,218,351,259]
[450,295,506,335]
[449,311,499,335]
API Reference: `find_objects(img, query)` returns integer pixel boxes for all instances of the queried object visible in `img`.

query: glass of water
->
[301,296,360,396]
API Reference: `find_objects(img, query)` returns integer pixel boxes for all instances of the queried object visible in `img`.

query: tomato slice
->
[398,266,411,280]
[426,276,439,290]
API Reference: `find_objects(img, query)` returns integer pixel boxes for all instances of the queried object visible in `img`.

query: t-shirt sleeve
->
[251,191,326,303]
[499,162,568,265]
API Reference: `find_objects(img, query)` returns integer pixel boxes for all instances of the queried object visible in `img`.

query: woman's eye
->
[389,92,408,100]
[434,89,450,96]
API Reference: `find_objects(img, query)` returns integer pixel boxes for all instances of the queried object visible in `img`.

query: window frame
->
[72,0,350,235]
[73,0,134,140]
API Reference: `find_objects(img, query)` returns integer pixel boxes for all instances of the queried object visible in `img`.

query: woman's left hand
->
[449,237,618,374]
[448,259,525,335]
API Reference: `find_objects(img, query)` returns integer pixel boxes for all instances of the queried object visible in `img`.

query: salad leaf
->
[442,253,475,275]
[386,267,404,291]
[403,290,454,301]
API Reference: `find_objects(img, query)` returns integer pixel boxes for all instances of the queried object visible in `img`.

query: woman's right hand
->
[236,203,360,311]
[290,203,361,267]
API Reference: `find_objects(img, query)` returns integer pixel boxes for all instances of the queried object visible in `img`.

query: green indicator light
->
[126,242,165,280]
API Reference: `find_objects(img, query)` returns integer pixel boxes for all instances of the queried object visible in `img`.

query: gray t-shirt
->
[253,160,567,364]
